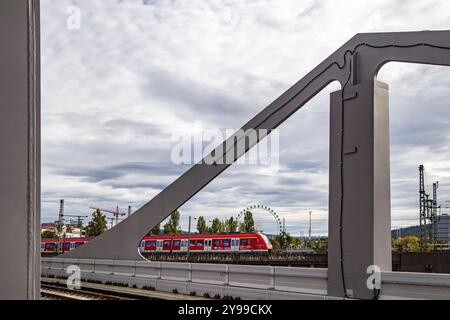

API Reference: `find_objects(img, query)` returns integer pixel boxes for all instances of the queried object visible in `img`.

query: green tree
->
[86,209,107,237]
[312,237,328,254]
[163,210,181,235]
[270,239,281,252]
[147,223,161,236]
[276,231,292,249]
[392,236,420,253]
[210,218,225,233]
[291,238,302,249]
[41,230,58,239]
[196,216,209,234]
[225,217,238,233]
[239,211,255,233]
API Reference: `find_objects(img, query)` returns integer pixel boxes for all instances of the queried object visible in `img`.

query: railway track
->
[141,252,328,267]
[41,283,131,300]
[41,278,211,300]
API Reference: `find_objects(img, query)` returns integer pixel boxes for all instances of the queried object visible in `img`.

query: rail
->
[41,278,207,300]
[140,252,328,267]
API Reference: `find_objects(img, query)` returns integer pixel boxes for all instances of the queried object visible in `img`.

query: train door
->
[156,240,163,252]
[180,239,188,252]
[231,238,240,252]
[204,239,212,252]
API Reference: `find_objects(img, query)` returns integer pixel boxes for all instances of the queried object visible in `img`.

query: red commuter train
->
[139,232,273,253]
[41,237,91,254]
[41,232,273,254]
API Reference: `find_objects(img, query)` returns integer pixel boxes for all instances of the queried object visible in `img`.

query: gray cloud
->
[40,0,450,235]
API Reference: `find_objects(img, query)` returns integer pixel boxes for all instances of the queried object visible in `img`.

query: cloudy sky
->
[40,0,450,236]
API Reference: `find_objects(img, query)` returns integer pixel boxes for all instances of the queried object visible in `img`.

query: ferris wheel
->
[237,204,283,235]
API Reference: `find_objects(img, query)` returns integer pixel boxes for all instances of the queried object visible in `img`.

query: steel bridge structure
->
[1,0,450,299]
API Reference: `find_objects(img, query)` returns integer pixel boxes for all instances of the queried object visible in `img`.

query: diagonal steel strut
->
[63,31,450,260]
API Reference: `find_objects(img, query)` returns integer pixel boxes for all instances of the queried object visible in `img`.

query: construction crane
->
[64,215,88,237]
[57,199,65,236]
[105,217,125,229]
[64,214,88,227]
[89,206,126,228]
[418,165,440,251]
[64,214,88,237]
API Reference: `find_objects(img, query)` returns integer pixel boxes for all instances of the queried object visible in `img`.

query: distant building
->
[392,215,450,242]
[40,222,85,238]
[63,225,85,238]
[40,223,57,232]
[437,215,450,242]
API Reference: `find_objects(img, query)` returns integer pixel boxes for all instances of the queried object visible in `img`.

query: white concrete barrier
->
[94,259,114,275]
[274,267,327,295]
[191,263,228,285]
[113,260,136,277]
[78,259,95,273]
[380,271,450,300]
[228,265,274,289]
[40,258,450,300]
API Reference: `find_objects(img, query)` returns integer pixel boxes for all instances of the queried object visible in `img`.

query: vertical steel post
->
[328,80,391,299]
[187,216,192,261]
[308,211,312,241]
[0,0,40,299]
[419,165,426,249]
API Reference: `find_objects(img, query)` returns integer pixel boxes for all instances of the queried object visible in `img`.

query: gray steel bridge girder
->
[59,31,450,299]
[328,80,391,299]
[0,0,40,300]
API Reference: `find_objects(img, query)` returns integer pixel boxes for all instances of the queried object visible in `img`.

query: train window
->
[223,240,230,247]
[140,240,144,247]
[164,241,171,247]
[214,240,221,247]
[189,240,196,247]
[197,240,203,246]
[241,239,248,246]
[75,242,83,248]
[151,241,156,247]
[145,241,151,247]
[173,240,180,247]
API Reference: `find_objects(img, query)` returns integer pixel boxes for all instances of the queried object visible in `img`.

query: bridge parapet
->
[41,257,450,300]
